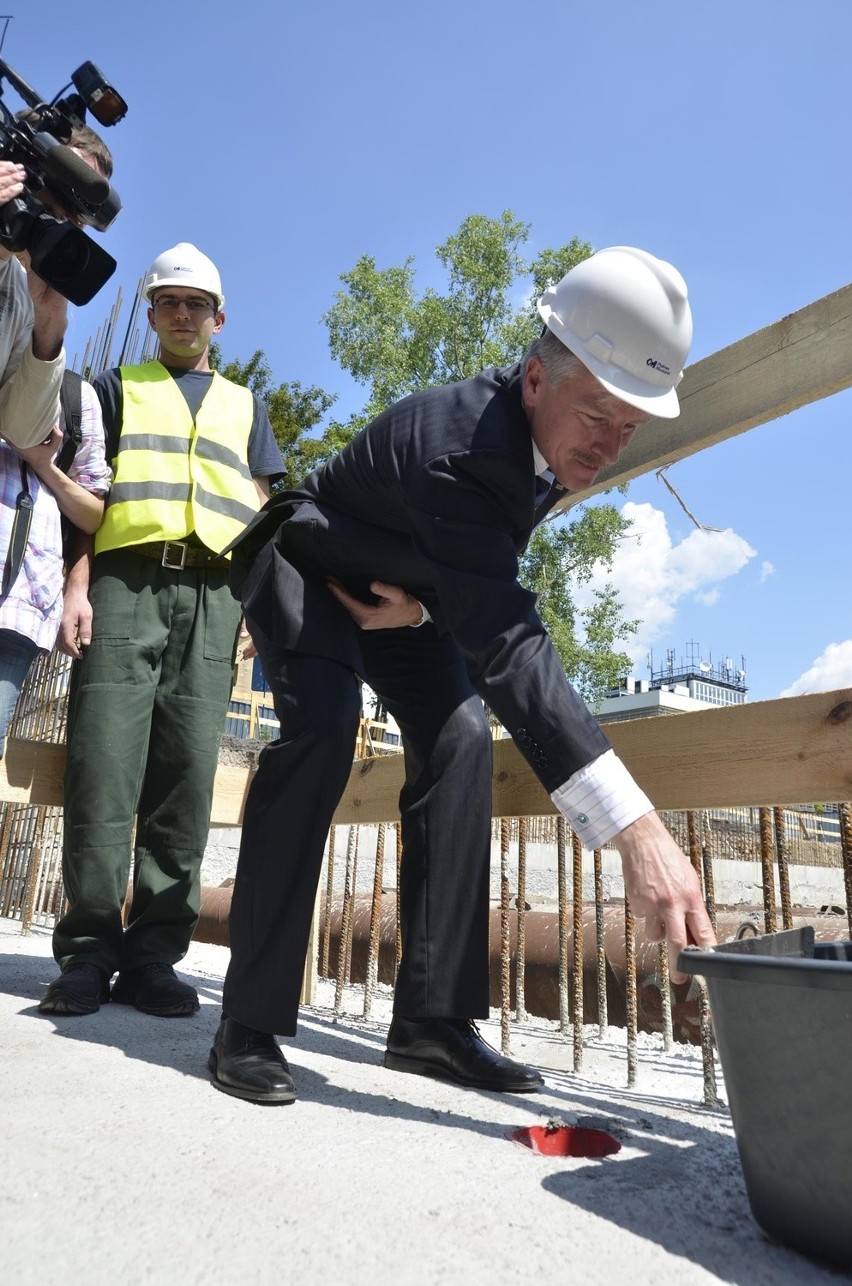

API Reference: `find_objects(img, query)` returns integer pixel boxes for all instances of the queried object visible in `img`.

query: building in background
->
[594,643,748,726]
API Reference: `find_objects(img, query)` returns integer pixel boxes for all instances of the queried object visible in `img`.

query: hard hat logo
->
[142,241,225,310]
[537,246,693,420]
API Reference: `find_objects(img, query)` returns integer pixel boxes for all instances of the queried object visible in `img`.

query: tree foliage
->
[324,213,595,422]
[519,517,638,703]
[209,343,336,490]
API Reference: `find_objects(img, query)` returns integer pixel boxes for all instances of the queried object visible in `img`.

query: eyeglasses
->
[152,295,216,313]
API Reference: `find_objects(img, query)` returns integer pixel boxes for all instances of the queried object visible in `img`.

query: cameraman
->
[0,124,113,751]
[0,123,112,449]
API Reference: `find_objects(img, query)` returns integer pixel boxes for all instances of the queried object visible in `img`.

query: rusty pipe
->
[193,885,850,1044]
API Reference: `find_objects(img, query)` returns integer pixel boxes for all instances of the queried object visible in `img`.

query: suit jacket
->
[230,363,610,791]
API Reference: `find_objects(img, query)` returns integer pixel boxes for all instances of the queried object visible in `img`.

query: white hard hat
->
[537,246,693,418]
[142,242,224,309]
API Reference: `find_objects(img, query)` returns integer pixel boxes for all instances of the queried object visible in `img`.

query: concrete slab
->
[0,917,840,1285]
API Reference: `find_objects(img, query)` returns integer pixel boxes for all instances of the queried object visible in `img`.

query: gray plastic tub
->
[679,927,852,1270]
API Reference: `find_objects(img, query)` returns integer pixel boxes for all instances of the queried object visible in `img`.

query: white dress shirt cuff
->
[409,599,431,628]
[550,749,654,848]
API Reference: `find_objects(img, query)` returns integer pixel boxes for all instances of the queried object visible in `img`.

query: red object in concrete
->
[508,1125,621,1158]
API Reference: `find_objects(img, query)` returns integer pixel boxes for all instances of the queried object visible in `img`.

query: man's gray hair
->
[523,329,586,386]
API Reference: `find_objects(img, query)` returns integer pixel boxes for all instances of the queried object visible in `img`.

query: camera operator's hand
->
[0,160,26,204]
[0,161,26,262]
[21,254,69,361]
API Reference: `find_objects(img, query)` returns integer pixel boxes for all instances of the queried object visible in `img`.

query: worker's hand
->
[56,583,93,659]
[327,578,424,630]
[611,810,716,983]
[238,619,257,659]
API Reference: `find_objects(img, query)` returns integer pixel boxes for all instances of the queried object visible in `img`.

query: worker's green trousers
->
[53,550,242,974]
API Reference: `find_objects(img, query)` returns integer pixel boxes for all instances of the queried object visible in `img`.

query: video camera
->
[0,57,127,305]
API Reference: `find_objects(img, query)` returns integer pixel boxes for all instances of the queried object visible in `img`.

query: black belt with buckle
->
[132,540,230,570]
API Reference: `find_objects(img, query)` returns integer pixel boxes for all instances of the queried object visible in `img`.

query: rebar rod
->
[698,978,720,1107]
[840,802,852,939]
[556,816,570,1034]
[686,810,704,893]
[758,806,777,933]
[363,823,386,1017]
[515,817,528,1023]
[593,847,607,1036]
[395,823,403,976]
[773,806,794,931]
[686,809,719,1100]
[658,942,673,1052]
[571,830,584,1071]
[334,825,358,1013]
[321,825,336,978]
[624,894,638,1088]
[700,810,718,936]
[500,818,512,1054]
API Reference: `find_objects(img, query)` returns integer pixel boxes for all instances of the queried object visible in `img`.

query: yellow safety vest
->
[96,362,260,557]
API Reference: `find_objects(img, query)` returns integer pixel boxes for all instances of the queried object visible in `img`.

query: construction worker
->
[39,243,283,1019]
[209,245,716,1105]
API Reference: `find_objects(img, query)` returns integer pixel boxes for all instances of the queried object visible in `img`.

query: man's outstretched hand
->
[612,811,716,981]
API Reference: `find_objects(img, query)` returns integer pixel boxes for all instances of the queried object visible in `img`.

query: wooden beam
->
[331,688,852,823]
[555,283,852,510]
[3,689,850,826]
[0,739,253,828]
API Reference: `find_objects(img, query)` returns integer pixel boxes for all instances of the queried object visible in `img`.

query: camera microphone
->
[34,131,109,205]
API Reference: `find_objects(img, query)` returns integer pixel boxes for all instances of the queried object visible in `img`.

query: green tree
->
[209,343,336,490]
[323,212,638,703]
[519,511,638,703]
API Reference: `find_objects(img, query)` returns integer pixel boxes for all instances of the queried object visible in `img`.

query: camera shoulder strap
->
[1,460,34,600]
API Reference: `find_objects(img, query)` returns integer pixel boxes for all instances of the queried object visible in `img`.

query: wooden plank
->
[0,739,254,827]
[556,283,852,509]
[331,688,852,823]
[3,688,850,824]
[0,739,66,808]
[556,687,852,813]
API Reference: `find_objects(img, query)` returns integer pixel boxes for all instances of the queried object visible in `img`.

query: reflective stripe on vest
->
[96,362,260,557]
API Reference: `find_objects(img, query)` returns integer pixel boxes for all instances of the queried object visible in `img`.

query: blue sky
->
[7,1,851,702]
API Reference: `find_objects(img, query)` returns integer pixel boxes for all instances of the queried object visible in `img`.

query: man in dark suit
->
[208,246,716,1104]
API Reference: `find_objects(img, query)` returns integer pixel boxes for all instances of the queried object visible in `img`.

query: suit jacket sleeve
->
[404,447,610,792]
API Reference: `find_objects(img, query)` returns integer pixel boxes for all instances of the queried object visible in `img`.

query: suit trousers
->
[223,619,495,1036]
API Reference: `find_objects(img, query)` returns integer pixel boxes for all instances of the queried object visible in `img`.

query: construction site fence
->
[2,649,852,1105]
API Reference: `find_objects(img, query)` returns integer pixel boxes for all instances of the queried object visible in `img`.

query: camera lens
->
[27,212,116,305]
[37,225,91,281]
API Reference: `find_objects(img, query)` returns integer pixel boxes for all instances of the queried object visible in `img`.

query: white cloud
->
[570,501,756,665]
[759,560,776,583]
[779,641,852,697]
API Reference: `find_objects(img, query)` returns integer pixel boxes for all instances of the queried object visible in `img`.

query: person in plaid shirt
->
[0,377,111,754]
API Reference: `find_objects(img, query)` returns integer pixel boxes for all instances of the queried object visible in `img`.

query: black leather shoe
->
[384,1016,544,1093]
[39,962,111,1016]
[111,963,199,1017]
[208,1016,296,1104]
